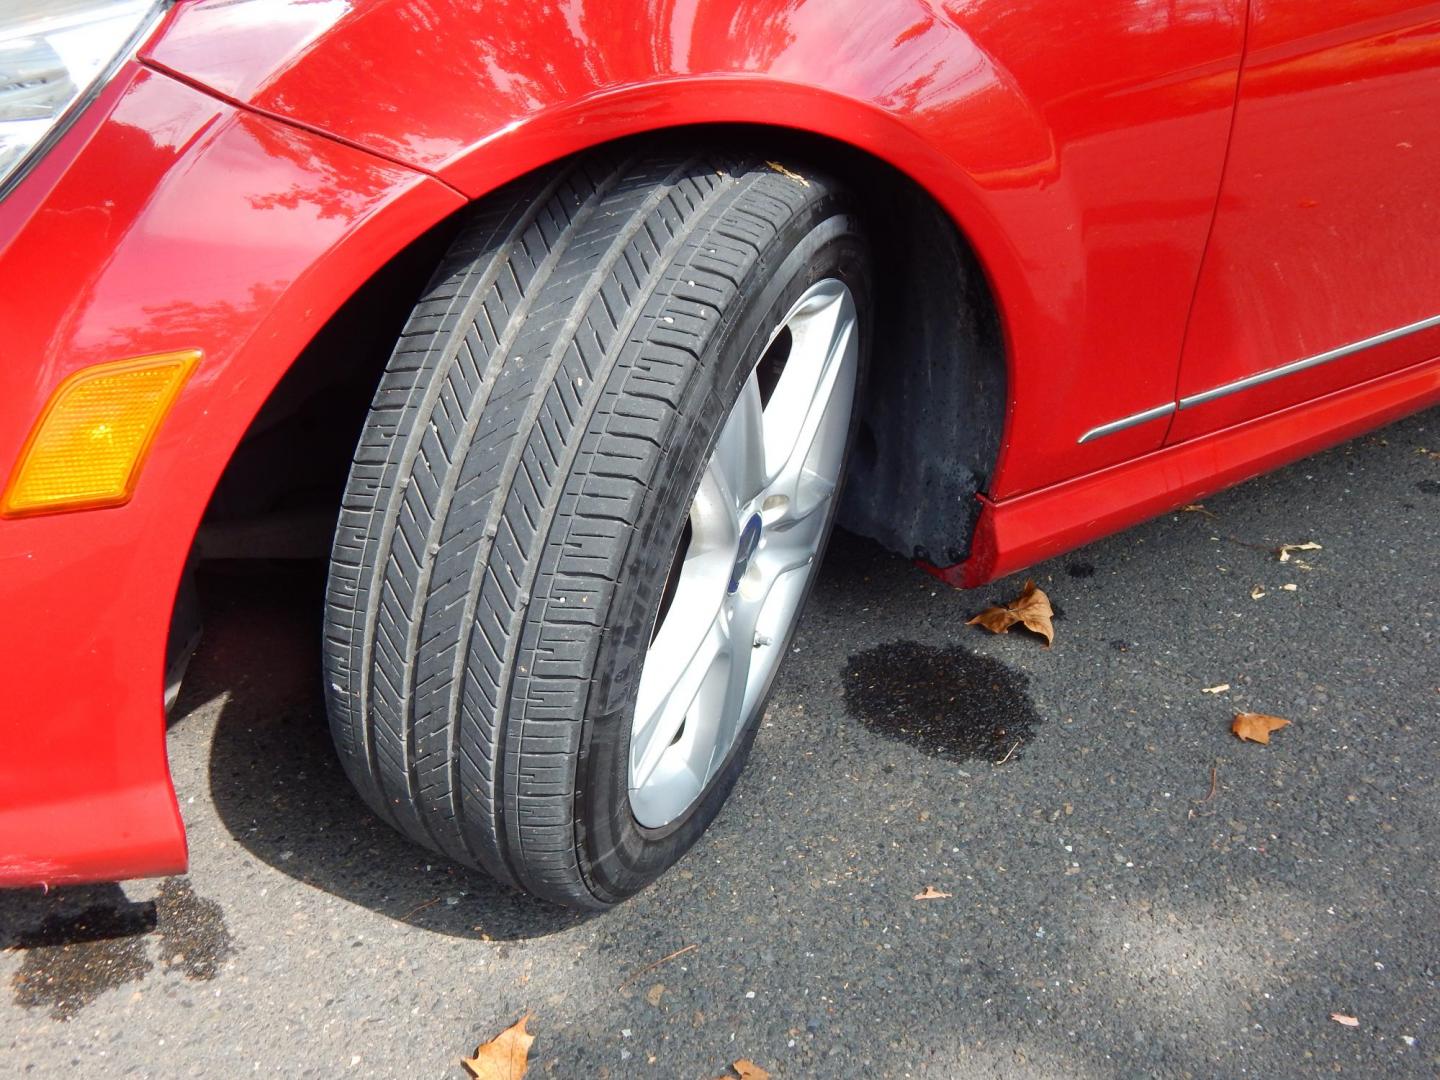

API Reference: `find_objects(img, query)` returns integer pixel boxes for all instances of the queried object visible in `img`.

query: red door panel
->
[1170,1,1440,442]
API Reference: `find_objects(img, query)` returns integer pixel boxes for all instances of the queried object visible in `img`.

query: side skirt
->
[935,353,1440,588]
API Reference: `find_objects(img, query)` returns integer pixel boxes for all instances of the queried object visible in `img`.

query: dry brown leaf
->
[967,579,1054,646]
[1250,585,1266,600]
[914,886,952,900]
[1330,1012,1359,1027]
[1277,541,1321,563]
[1232,712,1291,745]
[462,1015,534,1080]
[765,161,809,186]
[645,983,665,1007]
[1201,683,1230,694]
[723,1062,771,1080]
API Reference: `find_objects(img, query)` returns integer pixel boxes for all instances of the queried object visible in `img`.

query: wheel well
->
[800,139,1008,565]
[189,127,1007,572]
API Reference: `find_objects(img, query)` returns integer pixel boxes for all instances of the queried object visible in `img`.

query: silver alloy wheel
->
[628,278,859,828]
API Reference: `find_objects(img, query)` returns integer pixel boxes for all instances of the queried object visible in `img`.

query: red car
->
[2,0,1437,908]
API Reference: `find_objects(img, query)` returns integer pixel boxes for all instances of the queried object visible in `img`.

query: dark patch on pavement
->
[1417,478,1440,494]
[11,898,155,1020]
[156,878,233,980]
[1067,561,1096,578]
[841,640,1040,762]
[7,878,232,1020]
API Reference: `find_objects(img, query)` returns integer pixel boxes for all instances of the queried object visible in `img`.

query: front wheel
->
[324,146,871,908]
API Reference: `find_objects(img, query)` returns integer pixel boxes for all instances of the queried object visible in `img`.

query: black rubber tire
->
[323,143,870,908]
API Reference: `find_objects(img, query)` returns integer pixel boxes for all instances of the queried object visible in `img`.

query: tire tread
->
[325,147,834,905]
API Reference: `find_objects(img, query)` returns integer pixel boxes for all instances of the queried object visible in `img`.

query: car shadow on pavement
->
[186,562,590,942]
[184,531,913,947]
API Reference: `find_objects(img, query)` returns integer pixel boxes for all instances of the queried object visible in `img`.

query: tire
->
[324,143,871,908]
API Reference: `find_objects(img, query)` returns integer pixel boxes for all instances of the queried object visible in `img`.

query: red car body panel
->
[144,0,1247,498]
[0,63,464,885]
[945,353,1440,588]
[1,0,1435,886]
[1171,0,1440,442]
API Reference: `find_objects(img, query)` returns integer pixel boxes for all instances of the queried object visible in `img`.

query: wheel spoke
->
[753,512,825,578]
[707,551,814,781]
[761,286,858,520]
[711,372,768,507]
[761,285,851,476]
[705,597,761,780]
[631,520,734,790]
[631,609,728,791]
[690,458,741,552]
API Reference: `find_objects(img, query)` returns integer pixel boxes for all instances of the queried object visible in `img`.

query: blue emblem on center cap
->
[728,514,763,594]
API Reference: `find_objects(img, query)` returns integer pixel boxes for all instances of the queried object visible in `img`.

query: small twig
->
[995,740,1021,766]
[398,897,440,921]
[619,943,698,988]
[1198,763,1219,804]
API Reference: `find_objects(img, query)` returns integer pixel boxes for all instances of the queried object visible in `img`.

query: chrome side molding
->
[1078,311,1440,443]
[1077,402,1175,444]
[1177,311,1440,408]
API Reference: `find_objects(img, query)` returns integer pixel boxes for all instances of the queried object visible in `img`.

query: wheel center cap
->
[728,514,763,594]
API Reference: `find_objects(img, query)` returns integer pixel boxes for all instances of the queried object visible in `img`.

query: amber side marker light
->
[1,350,200,518]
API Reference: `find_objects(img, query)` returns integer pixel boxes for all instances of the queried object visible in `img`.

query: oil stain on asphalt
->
[11,897,155,1020]
[155,878,233,981]
[842,640,1041,762]
[10,878,233,1020]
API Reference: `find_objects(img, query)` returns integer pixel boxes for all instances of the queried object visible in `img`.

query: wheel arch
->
[191,120,1009,596]
[148,0,1041,559]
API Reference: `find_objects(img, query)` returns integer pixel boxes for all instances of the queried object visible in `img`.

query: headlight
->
[0,0,165,195]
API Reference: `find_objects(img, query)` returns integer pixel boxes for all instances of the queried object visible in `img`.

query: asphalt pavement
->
[3,407,1438,1078]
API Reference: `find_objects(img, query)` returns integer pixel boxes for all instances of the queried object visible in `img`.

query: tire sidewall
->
[574,196,872,904]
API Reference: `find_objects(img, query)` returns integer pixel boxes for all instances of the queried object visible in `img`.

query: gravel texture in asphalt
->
[2,409,1437,1078]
